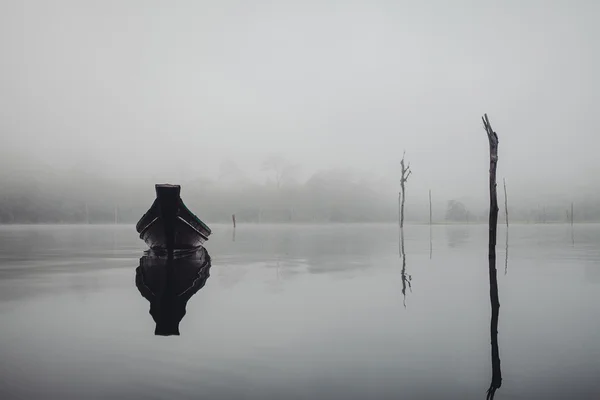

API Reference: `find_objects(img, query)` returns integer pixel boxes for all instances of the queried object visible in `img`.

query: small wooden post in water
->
[232,214,236,229]
[570,202,575,246]
[571,202,574,226]
[482,113,502,399]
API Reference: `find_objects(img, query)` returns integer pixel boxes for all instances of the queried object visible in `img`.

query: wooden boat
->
[136,184,211,255]
[135,248,212,336]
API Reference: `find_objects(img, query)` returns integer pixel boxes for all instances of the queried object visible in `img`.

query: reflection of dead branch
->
[400,226,412,308]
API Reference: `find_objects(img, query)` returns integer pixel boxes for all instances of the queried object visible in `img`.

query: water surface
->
[0,223,599,400]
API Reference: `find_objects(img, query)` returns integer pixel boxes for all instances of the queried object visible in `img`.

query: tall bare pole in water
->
[429,190,432,226]
[399,151,411,229]
[483,114,501,399]
[398,151,412,302]
[503,179,508,227]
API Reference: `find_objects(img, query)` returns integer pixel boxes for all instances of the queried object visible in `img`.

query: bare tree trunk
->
[482,114,502,399]
[399,152,411,229]
[400,182,405,228]
[503,178,508,227]
[398,152,412,302]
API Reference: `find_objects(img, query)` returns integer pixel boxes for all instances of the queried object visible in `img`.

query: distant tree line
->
[1,160,599,224]
[0,166,403,224]
[442,199,600,224]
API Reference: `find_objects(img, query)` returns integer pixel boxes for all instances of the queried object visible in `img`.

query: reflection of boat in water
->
[135,247,212,336]
[136,184,212,256]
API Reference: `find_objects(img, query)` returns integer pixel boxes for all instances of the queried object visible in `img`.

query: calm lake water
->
[0,223,599,400]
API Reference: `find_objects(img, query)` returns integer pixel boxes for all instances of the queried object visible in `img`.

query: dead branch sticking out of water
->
[483,113,502,399]
[399,151,411,229]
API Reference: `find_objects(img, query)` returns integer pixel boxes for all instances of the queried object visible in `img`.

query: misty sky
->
[1,0,598,201]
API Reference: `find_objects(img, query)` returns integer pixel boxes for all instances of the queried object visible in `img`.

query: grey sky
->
[1,0,598,201]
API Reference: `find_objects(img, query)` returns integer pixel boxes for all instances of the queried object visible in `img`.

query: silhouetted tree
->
[261,154,297,189]
[445,200,469,222]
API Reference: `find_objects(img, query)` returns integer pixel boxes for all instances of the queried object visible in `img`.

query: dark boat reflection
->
[135,247,212,336]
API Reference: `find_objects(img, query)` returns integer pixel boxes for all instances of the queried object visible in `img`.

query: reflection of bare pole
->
[503,179,508,227]
[503,179,508,274]
[429,189,433,259]
[429,225,433,260]
[482,114,502,399]
[400,226,412,308]
[504,230,508,276]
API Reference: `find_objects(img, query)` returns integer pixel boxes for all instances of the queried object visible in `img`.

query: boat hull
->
[136,184,211,254]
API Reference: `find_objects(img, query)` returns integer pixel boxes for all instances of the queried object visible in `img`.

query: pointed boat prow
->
[136,184,211,256]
